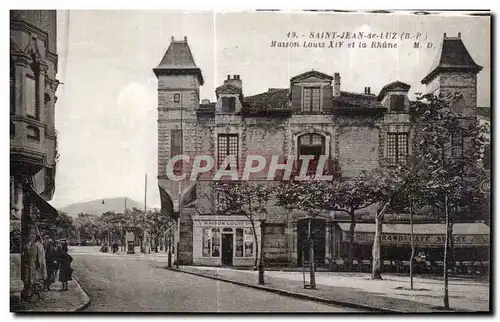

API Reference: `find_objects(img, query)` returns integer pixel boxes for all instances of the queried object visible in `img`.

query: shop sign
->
[343,232,490,246]
[194,220,253,227]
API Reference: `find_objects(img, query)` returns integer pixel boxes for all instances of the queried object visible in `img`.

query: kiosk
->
[125,227,137,254]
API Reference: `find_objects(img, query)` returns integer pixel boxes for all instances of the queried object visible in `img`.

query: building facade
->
[10,10,60,293]
[155,34,489,267]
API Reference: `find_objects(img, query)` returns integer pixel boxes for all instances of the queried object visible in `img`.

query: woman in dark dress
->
[58,243,73,291]
[45,239,58,290]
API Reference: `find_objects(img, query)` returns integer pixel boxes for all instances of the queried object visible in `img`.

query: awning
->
[338,222,490,247]
[25,184,59,221]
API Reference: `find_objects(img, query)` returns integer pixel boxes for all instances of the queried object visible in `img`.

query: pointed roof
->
[215,83,242,95]
[290,70,333,83]
[153,36,204,85]
[421,33,483,84]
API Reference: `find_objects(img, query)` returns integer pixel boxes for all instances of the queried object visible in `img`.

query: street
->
[70,247,361,312]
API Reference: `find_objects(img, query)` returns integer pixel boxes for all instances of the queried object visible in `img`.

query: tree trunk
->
[443,195,450,309]
[249,220,259,270]
[308,216,316,289]
[449,220,455,274]
[371,201,390,280]
[371,214,383,280]
[409,192,415,290]
[348,210,356,272]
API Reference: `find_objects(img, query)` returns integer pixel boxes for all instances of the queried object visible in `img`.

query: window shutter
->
[391,95,405,111]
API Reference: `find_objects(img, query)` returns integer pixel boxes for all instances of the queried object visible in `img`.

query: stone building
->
[155,33,489,267]
[10,10,60,295]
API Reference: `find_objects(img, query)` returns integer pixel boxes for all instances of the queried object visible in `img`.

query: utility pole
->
[143,174,148,254]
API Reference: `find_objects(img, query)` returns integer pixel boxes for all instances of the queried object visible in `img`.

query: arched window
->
[297,133,326,175]
[298,133,325,158]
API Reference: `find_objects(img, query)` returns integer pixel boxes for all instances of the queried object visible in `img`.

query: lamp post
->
[257,209,267,285]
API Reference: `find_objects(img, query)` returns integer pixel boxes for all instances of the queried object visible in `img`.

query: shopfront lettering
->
[343,232,489,246]
[195,220,253,227]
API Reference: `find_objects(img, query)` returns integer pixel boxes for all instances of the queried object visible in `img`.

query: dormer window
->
[303,87,321,113]
[221,97,236,112]
[390,95,405,111]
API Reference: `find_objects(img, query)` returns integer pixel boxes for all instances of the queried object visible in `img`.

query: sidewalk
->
[172,266,490,313]
[11,279,90,313]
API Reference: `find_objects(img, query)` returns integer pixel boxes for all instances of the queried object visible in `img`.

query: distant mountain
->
[59,197,145,218]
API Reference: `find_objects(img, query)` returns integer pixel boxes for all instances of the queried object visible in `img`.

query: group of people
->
[29,236,73,292]
[100,241,121,253]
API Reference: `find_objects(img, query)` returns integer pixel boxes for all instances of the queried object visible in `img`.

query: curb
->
[167,268,408,313]
[72,277,91,312]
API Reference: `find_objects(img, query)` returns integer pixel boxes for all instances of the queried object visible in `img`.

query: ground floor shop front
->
[185,215,490,270]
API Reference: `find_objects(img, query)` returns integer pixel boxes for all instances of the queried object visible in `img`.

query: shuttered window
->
[387,133,408,165]
[303,87,321,113]
[217,134,239,170]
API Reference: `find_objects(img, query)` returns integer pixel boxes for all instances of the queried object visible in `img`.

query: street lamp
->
[256,209,267,285]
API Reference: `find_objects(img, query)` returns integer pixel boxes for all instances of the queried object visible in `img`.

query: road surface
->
[70,247,361,312]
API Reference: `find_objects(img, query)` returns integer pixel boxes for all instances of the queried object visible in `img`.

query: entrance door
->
[297,219,326,266]
[221,234,234,266]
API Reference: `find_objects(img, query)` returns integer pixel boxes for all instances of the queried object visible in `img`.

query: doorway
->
[297,219,326,266]
[221,233,233,266]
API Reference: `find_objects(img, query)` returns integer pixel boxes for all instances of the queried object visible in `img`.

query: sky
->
[51,10,490,209]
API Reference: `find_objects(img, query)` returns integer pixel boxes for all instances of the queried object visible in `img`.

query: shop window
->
[202,228,212,257]
[212,228,220,257]
[244,228,254,257]
[387,132,408,165]
[235,228,244,257]
[217,134,239,170]
[303,87,321,113]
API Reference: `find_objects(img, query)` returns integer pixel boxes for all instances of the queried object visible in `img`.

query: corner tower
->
[421,33,483,117]
[154,36,203,217]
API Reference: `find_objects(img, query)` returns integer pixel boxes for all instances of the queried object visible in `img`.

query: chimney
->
[334,73,341,96]
[458,32,461,39]
[223,74,242,89]
[231,75,242,88]
[184,36,188,42]
[201,99,210,104]
[366,87,371,95]
[444,32,447,39]
[171,36,174,41]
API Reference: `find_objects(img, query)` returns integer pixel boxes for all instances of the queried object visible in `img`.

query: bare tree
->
[214,181,273,270]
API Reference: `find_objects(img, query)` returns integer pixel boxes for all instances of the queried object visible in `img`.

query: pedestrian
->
[44,239,58,290]
[57,243,73,291]
[29,235,47,289]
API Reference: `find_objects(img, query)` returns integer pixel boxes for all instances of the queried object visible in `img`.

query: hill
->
[59,197,145,218]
